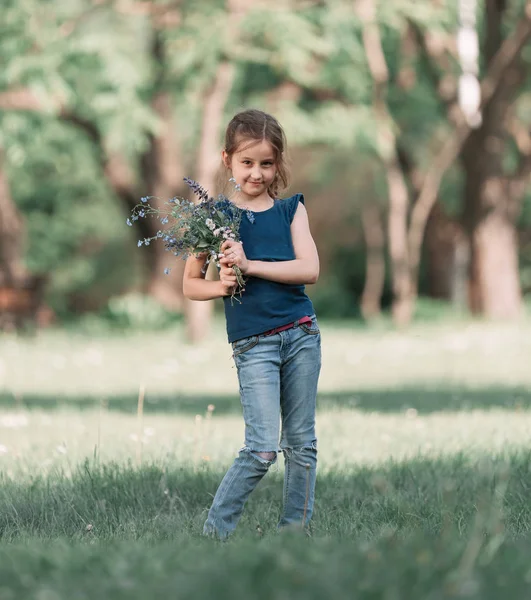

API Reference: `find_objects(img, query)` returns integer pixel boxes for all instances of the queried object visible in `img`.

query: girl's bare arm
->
[183,254,227,301]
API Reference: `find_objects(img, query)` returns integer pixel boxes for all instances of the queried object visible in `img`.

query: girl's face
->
[223,138,278,199]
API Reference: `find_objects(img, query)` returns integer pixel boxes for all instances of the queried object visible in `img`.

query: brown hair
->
[221,109,290,198]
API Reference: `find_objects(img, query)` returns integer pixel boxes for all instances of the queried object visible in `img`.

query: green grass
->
[1,316,531,598]
[1,457,531,598]
[2,454,531,540]
[4,533,531,600]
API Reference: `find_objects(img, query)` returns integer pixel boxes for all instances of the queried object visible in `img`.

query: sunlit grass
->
[1,315,531,401]
[1,407,531,478]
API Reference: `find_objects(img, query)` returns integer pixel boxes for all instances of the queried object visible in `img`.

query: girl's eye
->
[262,162,273,167]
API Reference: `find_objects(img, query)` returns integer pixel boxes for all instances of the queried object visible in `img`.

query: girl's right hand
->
[219,265,237,296]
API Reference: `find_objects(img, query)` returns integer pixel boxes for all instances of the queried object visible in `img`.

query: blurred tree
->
[356,0,414,325]
[353,0,531,322]
[406,0,531,318]
[171,0,248,342]
[0,148,25,287]
[0,0,189,304]
[359,201,386,319]
[461,0,531,317]
[1,0,530,333]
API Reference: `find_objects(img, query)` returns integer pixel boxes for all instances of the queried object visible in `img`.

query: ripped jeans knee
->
[255,451,276,461]
[281,441,317,466]
[241,446,278,466]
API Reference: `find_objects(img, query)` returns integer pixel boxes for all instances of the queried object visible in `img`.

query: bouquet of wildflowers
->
[127,177,246,300]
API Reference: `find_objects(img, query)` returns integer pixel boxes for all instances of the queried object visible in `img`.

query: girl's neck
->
[231,191,276,211]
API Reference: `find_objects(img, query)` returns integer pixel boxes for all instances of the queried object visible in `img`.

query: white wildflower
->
[213,228,221,236]
[205,218,215,230]
[0,444,8,455]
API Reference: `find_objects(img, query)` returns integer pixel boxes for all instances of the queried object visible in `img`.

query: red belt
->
[262,316,312,337]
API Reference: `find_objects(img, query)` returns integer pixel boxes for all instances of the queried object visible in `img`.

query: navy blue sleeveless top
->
[220,193,315,343]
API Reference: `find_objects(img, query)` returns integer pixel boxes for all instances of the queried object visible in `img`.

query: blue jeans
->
[203,315,321,539]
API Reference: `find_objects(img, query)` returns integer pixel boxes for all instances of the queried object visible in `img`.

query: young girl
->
[183,108,321,540]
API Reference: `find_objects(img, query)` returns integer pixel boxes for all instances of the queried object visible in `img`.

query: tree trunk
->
[406,4,531,313]
[461,0,525,318]
[183,0,246,343]
[360,202,385,320]
[386,164,413,325]
[468,209,521,316]
[357,0,413,326]
[183,60,236,343]
[0,150,26,286]
[424,204,470,309]
[139,88,186,311]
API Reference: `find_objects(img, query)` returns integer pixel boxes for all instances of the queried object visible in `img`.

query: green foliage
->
[97,293,183,331]
[4,117,136,313]
[308,274,363,319]
[2,0,530,316]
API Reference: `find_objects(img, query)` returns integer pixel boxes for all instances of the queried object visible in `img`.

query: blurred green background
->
[1,0,530,338]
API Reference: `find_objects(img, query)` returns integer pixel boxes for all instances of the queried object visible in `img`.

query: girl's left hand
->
[220,240,249,274]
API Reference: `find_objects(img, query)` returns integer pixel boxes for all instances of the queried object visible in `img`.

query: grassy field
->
[1,315,531,598]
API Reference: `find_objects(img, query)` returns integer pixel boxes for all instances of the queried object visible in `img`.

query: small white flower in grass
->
[56,444,67,455]
[213,228,221,236]
[205,218,215,231]
[0,445,8,455]
[405,408,418,419]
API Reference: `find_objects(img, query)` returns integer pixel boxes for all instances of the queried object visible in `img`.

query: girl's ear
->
[221,150,231,169]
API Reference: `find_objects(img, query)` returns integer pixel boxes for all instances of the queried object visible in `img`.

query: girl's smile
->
[223,138,278,205]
